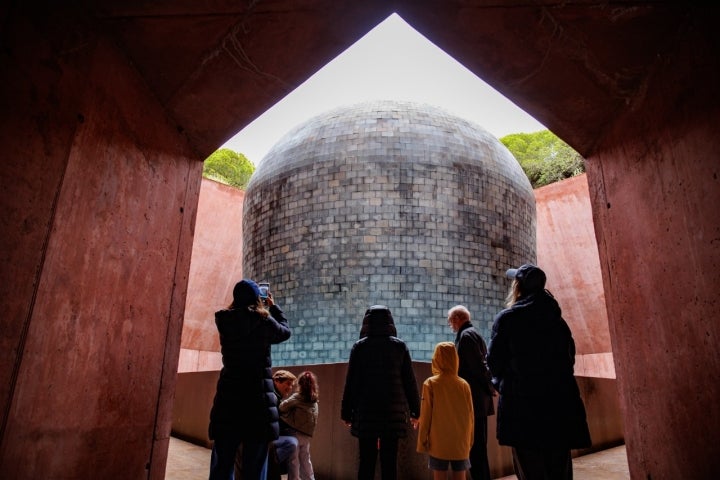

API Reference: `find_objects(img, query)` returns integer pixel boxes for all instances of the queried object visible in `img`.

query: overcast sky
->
[222,13,546,165]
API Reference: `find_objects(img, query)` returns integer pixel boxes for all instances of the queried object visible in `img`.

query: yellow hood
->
[431,341,458,376]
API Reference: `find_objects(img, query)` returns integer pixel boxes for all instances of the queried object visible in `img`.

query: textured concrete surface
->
[535,174,615,379]
[587,123,720,479]
[181,179,246,356]
[1,25,202,478]
[536,174,611,355]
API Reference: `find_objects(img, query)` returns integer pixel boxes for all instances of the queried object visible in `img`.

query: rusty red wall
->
[587,118,720,479]
[179,179,245,372]
[0,10,201,479]
[536,175,615,378]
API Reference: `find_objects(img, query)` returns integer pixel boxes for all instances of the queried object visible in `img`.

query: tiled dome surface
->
[243,100,535,364]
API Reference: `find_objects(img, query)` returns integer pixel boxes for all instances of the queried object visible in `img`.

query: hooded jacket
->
[280,392,318,437]
[341,306,421,438]
[417,342,474,460]
[488,290,591,449]
[208,303,291,441]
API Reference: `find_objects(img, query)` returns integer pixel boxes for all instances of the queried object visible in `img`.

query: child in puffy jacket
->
[417,342,474,480]
[279,370,319,480]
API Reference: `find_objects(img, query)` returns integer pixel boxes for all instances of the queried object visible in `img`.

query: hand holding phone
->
[258,282,270,300]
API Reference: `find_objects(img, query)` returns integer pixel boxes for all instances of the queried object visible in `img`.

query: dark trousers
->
[468,414,491,480]
[234,440,289,480]
[209,434,268,480]
[358,436,399,480]
[511,446,573,480]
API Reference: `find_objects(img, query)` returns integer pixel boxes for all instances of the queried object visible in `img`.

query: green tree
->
[500,130,585,188]
[202,148,255,189]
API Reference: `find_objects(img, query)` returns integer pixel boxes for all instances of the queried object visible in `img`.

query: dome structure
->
[243,100,536,364]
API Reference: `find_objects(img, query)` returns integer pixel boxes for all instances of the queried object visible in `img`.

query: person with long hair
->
[488,264,591,480]
[208,279,291,480]
[279,371,319,480]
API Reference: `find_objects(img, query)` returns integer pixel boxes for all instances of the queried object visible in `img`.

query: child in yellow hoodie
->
[417,342,475,480]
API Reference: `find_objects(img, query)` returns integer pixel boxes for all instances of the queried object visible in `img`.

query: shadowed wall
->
[1,9,200,477]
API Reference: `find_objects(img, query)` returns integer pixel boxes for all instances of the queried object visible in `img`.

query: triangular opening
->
[222,13,545,165]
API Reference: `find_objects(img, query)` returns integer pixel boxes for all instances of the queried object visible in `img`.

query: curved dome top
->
[242,99,536,365]
[249,99,530,191]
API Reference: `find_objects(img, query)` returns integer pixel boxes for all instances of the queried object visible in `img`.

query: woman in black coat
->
[341,305,421,480]
[208,279,291,480]
[488,264,591,480]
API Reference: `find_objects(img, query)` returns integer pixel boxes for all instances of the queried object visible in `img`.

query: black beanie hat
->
[233,279,261,307]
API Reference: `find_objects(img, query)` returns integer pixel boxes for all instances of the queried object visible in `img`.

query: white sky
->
[222,13,546,165]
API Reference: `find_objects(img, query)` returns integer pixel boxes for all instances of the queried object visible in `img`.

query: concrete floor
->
[165,436,629,480]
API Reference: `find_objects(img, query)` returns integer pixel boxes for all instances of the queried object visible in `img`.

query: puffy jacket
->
[341,306,421,438]
[208,304,291,441]
[417,342,474,460]
[280,392,318,437]
[488,291,591,449]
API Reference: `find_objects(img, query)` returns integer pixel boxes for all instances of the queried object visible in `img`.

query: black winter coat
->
[208,304,291,441]
[341,307,421,439]
[455,322,495,417]
[487,291,591,450]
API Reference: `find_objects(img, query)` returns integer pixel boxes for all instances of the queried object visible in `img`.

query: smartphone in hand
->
[258,282,270,300]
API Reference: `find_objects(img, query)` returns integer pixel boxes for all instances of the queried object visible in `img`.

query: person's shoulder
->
[388,336,411,350]
[461,324,481,336]
[496,304,517,318]
[539,290,562,313]
[492,307,516,326]
[215,308,235,318]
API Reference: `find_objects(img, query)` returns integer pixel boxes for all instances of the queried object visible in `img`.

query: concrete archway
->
[2,3,718,478]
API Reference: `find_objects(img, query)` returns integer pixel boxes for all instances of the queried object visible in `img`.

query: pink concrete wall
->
[179,179,245,372]
[0,13,201,479]
[587,118,720,479]
[535,174,615,378]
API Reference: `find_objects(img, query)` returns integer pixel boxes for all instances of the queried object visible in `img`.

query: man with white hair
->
[447,305,496,480]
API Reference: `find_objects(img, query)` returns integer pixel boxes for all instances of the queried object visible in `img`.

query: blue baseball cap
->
[506,264,547,292]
